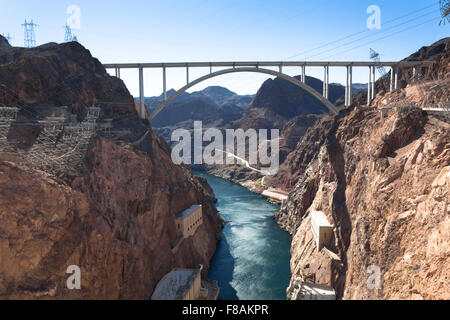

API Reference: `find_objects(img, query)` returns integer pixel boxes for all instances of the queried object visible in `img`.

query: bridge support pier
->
[346,65,352,107]
[367,66,372,105]
[186,66,189,85]
[323,66,329,99]
[371,65,376,100]
[390,66,394,91]
[115,67,120,79]
[394,67,398,90]
[163,66,167,101]
[345,81,348,107]
[139,66,145,120]
[301,65,306,83]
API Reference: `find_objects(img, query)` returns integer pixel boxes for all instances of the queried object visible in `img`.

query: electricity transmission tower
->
[64,24,78,43]
[370,48,390,91]
[64,24,73,42]
[22,19,37,48]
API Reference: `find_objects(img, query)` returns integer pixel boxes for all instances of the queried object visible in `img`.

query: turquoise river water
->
[194,171,291,300]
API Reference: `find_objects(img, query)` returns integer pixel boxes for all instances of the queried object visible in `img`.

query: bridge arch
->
[149,67,338,121]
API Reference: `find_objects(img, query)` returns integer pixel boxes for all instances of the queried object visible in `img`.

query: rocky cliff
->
[352,37,450,107]
[0,36,221,299]
[274,37,449,300]
[276,106,449,300]
[230,75,344,131]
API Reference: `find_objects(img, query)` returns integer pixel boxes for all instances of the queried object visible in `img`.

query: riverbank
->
[194,166,289,204]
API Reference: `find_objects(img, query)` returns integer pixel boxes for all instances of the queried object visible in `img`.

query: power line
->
[203,5,442,90]
[284,2,439,60]
[319,16,439,61]
[304,10,437,60]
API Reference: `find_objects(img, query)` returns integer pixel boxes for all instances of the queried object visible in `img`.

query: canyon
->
[152,37,450,300]
[0,30,448,300]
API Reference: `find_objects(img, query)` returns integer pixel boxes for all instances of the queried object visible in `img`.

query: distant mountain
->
[230,75,345,130]
[150,97,244,128]
[144,85,254,128]
[191,86,236,103]
[331,83,368,94]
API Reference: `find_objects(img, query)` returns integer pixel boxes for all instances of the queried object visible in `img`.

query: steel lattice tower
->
[22,19,37,48]
[370,48,390,91]
[64,24,73,42]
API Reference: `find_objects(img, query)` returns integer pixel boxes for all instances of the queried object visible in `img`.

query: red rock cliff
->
[277,106,449,300]
[0,36,221,299]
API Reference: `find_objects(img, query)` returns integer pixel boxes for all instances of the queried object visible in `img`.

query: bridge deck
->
[103,60,433,69]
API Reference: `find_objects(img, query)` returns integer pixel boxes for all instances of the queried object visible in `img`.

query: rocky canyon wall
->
[0,36,221,299]
[276,106,449,300]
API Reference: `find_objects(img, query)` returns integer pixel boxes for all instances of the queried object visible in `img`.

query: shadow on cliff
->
[327,116,352,299]
[207,229,238,300]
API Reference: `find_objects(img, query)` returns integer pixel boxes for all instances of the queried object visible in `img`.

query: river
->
[194,171,291,300]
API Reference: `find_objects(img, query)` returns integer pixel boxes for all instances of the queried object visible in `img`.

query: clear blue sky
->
[0,0,448,96]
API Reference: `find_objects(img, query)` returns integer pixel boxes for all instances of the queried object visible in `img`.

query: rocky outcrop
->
[231,75,344,131]
[0,36,221,299]
[276,106,449,299]
[266,115,334,191]
[352,37,450,106]
[0,38,149,152]
[368,39,449,115]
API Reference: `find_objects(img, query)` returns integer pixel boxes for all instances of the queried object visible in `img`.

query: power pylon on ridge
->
[64,24,78,43]
[64,24,73,42]
[370,48,390,91]
[22,19,37,48]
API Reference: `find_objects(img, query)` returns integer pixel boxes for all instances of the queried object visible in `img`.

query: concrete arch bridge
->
[103,61,433,120]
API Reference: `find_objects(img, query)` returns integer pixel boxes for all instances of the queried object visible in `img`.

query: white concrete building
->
[311,211,333,251]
